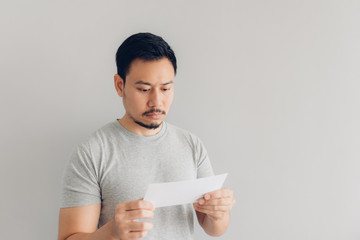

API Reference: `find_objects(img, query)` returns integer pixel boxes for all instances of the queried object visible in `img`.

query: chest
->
[100,143,197,203]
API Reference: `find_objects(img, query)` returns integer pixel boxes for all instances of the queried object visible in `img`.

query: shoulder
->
[72,120,119,154]
[165,122,205,148]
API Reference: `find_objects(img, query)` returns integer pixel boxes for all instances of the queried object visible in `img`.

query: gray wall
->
[1,0,359,239]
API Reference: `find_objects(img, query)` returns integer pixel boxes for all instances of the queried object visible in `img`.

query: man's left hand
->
[193,188,235,221]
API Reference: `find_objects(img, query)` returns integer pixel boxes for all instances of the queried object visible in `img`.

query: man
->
[58,32,235,240]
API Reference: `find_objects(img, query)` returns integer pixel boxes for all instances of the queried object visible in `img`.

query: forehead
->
[126,58,175,84]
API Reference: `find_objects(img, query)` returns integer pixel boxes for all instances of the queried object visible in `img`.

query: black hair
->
[115,32,177,83]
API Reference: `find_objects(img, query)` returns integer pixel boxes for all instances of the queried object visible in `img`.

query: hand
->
[112,199,154,240]
[193,188,235,221]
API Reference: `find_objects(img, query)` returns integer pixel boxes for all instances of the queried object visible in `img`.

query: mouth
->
[143,109,166,120]
[145,113,163,120]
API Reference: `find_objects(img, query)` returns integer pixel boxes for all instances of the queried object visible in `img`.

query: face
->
[115,57,175,130]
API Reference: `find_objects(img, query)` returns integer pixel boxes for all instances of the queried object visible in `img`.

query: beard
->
[130,108,166,130]
[133,120,162,129]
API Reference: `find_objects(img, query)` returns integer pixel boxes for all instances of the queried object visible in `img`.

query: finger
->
[194,207,224,219]
[204,188,233,200]
[194,203,232,212]
[126,199,154,211]
[200,197,234,206]
[117,200,154,212]
[128,221,153,231]
[126,209,154,220]
[127,230,149,239]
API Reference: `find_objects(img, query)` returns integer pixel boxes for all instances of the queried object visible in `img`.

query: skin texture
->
[194,188,235,236]
[58,57,235,240]
[114,58,175,137]
[58,200,154,240]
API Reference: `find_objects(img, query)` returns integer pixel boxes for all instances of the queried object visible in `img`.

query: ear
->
[114,74,125,97]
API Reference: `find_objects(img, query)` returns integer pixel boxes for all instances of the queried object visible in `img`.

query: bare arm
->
[58,204,116,240]
[58,200,154,240]
[193,188,235,236]
[195,210,230,236]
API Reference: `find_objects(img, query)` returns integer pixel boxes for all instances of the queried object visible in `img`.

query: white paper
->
[143,173,228,208]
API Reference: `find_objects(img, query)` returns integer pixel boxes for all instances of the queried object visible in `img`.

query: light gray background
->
[1,0,359,239]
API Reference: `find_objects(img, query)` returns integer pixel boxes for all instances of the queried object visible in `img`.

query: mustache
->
[142,108,166,116]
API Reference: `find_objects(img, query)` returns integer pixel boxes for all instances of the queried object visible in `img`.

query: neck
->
[118,115,163,136]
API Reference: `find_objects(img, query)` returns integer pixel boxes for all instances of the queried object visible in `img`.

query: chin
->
[134,119,163,130]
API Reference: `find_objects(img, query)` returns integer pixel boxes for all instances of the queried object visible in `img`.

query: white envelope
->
[143,173,228,208]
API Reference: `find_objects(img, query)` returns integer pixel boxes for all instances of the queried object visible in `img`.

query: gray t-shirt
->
[61,119,214,239]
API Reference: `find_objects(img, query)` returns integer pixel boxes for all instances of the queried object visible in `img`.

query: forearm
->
[63,219,117,240]
[199,211,230,237]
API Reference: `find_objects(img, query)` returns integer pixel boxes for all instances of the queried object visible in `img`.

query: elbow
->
[58,232,79,240]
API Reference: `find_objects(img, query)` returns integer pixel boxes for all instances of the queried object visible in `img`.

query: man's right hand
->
[112,199,154,240]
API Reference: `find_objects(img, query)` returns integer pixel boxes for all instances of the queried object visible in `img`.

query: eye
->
[138,88,150,92]
[162,88,171,92]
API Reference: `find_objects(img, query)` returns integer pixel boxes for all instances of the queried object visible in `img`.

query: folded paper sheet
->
[143,173,228,208]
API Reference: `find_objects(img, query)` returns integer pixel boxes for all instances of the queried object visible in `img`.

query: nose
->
[148,89,162,108]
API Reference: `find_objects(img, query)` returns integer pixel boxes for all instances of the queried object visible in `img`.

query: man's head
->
[115,32,177,84]
[114,33,177,133]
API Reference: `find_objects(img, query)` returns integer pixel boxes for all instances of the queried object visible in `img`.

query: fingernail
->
[199,199,205,205]
[205,194,210,200]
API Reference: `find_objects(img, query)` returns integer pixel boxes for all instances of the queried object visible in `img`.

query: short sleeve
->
[195,138,214,179]
[61,145,101,208]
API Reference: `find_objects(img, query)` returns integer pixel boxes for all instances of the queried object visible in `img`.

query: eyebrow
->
[135,80,174,86]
